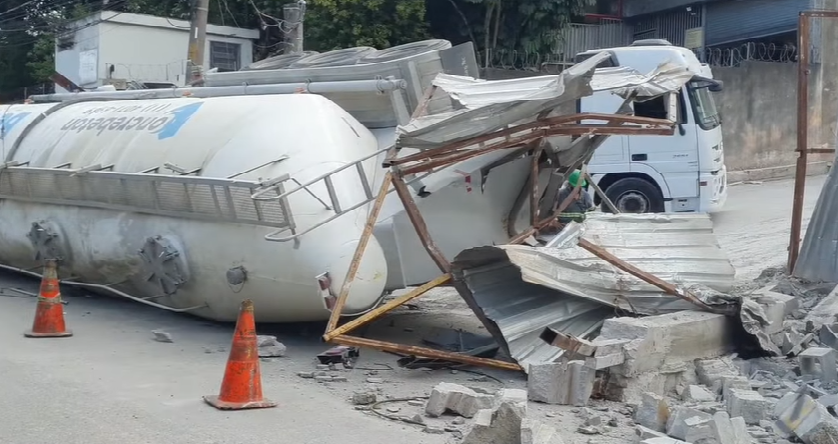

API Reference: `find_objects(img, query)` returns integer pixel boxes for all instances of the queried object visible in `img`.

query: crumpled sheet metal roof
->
[432,62,693,109]
[537,213,737,313]
[452,247,612,373]
[395,52,692,151]
[451,213,736,372]
[795,157,838,282]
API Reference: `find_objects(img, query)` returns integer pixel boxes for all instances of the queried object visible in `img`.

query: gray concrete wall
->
[714,58,836,172]
[713,62,799,171]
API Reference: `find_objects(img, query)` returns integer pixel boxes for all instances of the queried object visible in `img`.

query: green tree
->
[302,0,429,51]
[427,0,591,62]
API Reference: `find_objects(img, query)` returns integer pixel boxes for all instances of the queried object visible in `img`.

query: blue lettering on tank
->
[152,102,203,140]
[0,112,31,139]
[57,102,204,138]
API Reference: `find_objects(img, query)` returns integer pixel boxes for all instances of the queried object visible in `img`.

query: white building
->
[55,11,259,91]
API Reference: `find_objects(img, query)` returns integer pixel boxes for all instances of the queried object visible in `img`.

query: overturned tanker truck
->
[1,40,692,322]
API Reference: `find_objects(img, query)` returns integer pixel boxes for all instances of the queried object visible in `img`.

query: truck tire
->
[602,177,665,213]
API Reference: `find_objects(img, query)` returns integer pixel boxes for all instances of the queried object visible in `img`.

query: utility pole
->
[186,0,210,84]
[282,1,306,54]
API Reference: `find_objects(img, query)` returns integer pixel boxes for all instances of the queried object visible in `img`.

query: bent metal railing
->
[250,147,389,242]
[0,162,295,230]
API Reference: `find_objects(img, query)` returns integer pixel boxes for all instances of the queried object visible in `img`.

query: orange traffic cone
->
[204,299,276,410]
[24,259,72,338]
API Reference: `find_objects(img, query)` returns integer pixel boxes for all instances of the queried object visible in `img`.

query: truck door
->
[580,94,628,169]
[628,89,700,211]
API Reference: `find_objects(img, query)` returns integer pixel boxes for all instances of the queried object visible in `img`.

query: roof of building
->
[80,11,260,40]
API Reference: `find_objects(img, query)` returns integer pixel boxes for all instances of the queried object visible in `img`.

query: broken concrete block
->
[683,384,716,402]
[666,407,712,440]
[591,338,632,356]
[599,312,735,377]
[799,347,838,383]
[730,417,751,444]
[727,389,773,424]
[790,333,816,356]
[460,409,495,444]
[754,290,799,335]
[710,411,748,444]
[351,391,376,406]
[818,393,838,409]
[151,330,173,343]
[682,415,715,443]
[256,335,287,357]
[695,358,741,391]
[585,353,625,370]
[527,360,594,406]
[460,393,527,444]
[775,392,838,444]
[520,418,565,444]
[636,425,669,440]
[634,392,671,432]
[804,286,838,331]
[495,388,528,411]
[722,376,752,401]
[425,382,495,418]
[819,324,838,351]
[489,400,527,444]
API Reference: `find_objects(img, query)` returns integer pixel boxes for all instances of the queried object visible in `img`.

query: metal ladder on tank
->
[250,146,438,243]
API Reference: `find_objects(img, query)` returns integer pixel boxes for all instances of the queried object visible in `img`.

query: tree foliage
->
[0,0,588,101]
[303,0,429,51]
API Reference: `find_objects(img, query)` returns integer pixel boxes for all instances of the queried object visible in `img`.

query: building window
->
[209,41,240,72]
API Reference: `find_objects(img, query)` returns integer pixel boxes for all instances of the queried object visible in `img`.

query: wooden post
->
[585,171,619,213]
[324,173,393,333]
[391,173,451,273]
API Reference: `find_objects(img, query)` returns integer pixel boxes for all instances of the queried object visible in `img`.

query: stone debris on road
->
[151,329,173,343]
[256,335,287,358]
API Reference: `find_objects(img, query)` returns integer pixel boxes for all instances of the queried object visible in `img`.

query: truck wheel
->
[602,177,665,213]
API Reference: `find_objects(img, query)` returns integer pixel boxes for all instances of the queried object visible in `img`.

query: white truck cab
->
[575,39,727,214]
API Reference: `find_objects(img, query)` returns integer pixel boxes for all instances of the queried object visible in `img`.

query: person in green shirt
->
[555,169,595,224]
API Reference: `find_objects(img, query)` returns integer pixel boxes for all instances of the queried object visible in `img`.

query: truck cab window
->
[633,96,668,119]
[632,95,687,123]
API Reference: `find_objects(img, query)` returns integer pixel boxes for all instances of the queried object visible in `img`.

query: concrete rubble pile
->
[439,211,838,442]
[427,384,565,444]
[511,274,838,444]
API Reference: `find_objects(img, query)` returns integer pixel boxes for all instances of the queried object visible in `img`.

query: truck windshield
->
[688,82,721,131]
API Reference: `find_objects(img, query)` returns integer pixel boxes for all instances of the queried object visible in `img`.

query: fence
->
[697,42,798,67]
[0,83,54,104]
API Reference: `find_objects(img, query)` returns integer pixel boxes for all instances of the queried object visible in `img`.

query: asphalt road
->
[0,174,829,444]
[712,174,827,280]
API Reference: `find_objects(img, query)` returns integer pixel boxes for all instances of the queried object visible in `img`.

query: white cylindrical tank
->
[0,94,389,322]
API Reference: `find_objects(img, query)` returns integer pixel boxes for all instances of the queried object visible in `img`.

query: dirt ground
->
[0,174,828,444]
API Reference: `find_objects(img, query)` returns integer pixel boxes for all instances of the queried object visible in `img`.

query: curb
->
[728,161,833,184]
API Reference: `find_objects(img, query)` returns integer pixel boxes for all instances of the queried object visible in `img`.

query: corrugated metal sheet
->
[451,213,736,371]
[794,155,838,282]
[628,8,703,47]
[623,0,709,18]
[705,0,810,47]
[453,247,612,373]
[397,52,693,151]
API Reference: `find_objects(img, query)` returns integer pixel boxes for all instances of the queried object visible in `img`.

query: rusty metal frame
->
[789,11,838,273]
[320,93,683,371]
